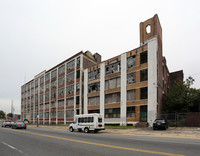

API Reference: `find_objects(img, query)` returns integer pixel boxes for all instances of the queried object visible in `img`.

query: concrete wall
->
[147,37,158,126]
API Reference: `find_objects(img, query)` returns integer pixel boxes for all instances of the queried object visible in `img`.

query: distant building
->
[21,14,183,126]
[169,70,184,88]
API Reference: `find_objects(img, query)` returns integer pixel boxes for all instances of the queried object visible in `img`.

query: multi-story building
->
[84,14,169,126]
[21,51,101,124]
[21,14,179,126]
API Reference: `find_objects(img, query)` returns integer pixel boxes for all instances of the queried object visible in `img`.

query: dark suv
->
[153,119,168,130]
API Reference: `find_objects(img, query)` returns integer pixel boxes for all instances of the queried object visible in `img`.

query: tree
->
[7,113,13,118]
[163,76,200,113]
[0,110,5,119]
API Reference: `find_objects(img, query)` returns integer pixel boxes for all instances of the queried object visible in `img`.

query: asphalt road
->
[0,126,200,156]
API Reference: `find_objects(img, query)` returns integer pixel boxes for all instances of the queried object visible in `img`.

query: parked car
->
[12,122,27,129]
[153,119,168,130]
[2,121,12,127]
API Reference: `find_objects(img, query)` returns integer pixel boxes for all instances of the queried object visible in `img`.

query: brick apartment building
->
[21,14,182,126]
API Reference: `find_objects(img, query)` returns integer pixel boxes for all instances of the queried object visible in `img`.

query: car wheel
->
[84,128,89,133]
[69,127,74,132]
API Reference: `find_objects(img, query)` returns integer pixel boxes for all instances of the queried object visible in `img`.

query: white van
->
[69,113,105,133]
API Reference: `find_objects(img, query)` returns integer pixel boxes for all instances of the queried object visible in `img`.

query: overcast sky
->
[0,0,200,114]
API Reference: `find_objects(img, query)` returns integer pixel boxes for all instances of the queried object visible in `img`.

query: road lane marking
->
[6,129,184,156]
[2,141,23,153]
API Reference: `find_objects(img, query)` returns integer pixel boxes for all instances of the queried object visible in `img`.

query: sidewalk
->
[28,125,200,139]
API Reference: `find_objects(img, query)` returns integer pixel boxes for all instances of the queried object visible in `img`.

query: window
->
[76,83,80,92]
[140,87,148,99]
[98,117,102,123]
[51,111,56,118]
[51,102,55,108]
[140,69,148,82]
[35,87,38,94]
[58,65,65,75]
[76,57,80,67]
[105,61,121,75]
[40,85,44,93]
[51,90,56,99]
[40,94,43,102]
[88,68,100,81]
[127,72,136,85]
[127,106,136,118]
[45,73,50,81]
[67,60,75,71]
[58,111,64,118]
[88,82,100,93]
[35,96,38,103]
[76,96,79,105]
[127,89,136,101]
[88,109,100,114]
[39,112,43,118]
[51,79,57,89]
[78,117,94,123]
[66,98,74,106]
[127,56,136,68]
[105,77,120,90]
[140,51,148,64]
[58,76,64,86]
[35,79,38,87]
[31,82,34,88]
[45,112,49,119]
[45,93,49,101]
[45,83,49,91]
[105,92,120,104]
[51,69,57,78]
[76,70,80,79]
[58,88,64,97]
[66,85,74,94]
[88,96,100,106]
[66,110,74,118]
[45,103,49,109]
[39,104,43,110]
[40,76,44,84]
[105,108,120,118]
[66,72,74,83]
[58,100,64,107]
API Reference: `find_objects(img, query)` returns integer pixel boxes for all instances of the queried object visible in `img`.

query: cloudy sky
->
[0,0,200,114]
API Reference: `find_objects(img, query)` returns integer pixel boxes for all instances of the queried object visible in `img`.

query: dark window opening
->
[76,96,79,105]
[127,106,136,118]
[140,51,148,64]
[140,69,148,82]
[88,109,100,114]
[140,87,148,99]
[76,70,80,79]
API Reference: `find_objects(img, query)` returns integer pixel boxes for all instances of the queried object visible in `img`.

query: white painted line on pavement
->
[1,141,26,154]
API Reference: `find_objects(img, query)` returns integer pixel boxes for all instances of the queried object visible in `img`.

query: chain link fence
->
[160,112,200,127]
